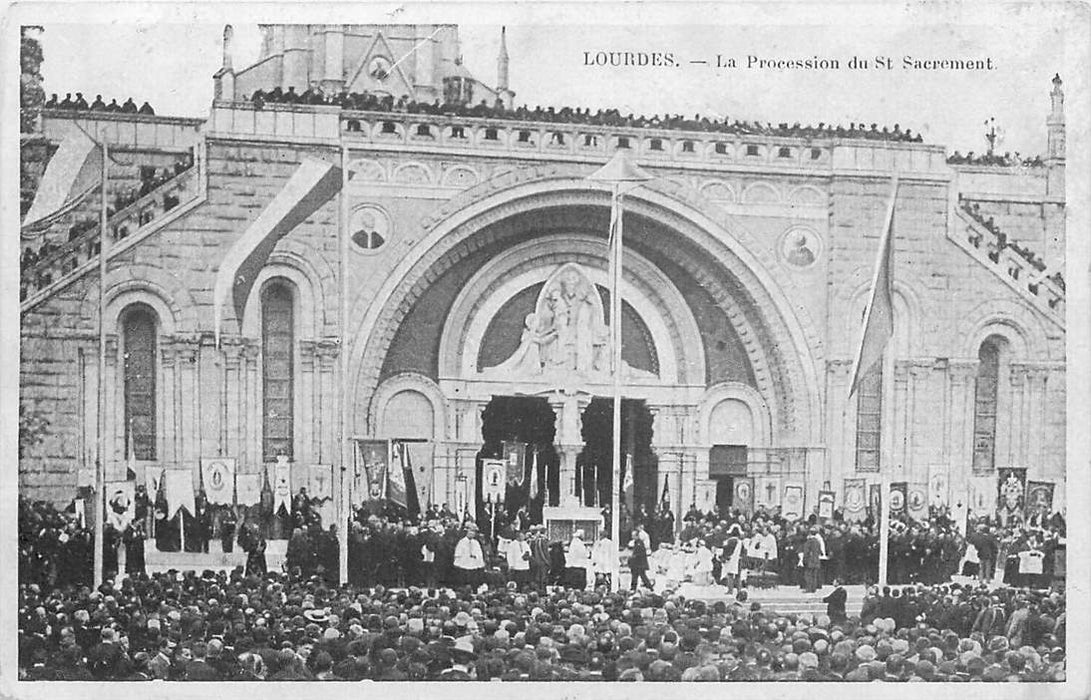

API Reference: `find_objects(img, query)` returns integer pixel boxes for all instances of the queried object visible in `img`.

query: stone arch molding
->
[959,297,1051,361]
[85,263,197,334]
[697,382,774,447]
[349,171,824,442]
[437,235,706,386]
[368,372,446,439]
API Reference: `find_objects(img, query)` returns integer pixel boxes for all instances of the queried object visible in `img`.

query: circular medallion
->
[780,227,823,269]
[350,205,390,254]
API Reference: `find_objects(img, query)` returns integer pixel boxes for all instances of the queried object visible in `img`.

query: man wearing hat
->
[453,523,485,589]
[440,637,477,679]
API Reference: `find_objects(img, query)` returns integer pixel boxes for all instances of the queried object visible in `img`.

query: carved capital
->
[221,340,244,369]
[827,359,854,378]
[948,360,978,383]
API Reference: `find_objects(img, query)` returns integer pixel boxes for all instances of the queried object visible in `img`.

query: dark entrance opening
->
[710,444,748,513]
[478,396,558,528]
[578,398,657,538]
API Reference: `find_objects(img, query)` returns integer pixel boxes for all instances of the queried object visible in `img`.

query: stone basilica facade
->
[19,24,1067,525]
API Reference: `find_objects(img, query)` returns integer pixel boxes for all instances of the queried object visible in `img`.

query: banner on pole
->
[1025,481,1054,517]
[163,469,195,519]
[928,467,950,508]
[308,464,334,501]
[907,483,928,521]
[889,482,907,516]
[951,484,969,534]
[201,458,236,505]
[733,477,754,514]
[869,483,881,519]
[455,475,470,522]
[404,442,432,510]
[969,476,995,516]
[387,441,409,509]
[502,441,527,486]
[843,478,867,521]
[273,457,292,514]
[818,490,835,520]
[235,474,262,506]
[482,459,505,502]
[354,439,388,505]
[754,476,782,510]
[106,481,135,531]
[782,483,804,520]
[997,468,1027,518]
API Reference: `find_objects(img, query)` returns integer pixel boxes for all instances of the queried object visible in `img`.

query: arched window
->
[972,339,1002,471]
[854,359,883,471]
[262,283,294,461]
[122,304,157,460]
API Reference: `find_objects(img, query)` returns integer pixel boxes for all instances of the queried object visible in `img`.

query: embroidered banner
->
[889,482,907,516]
[502,441,527,486]
[273,457,292,514]
[997,468,1027,518]
[355,439,389,505]
[782,483,804,520]
[1025,481,1054,517]
[163,468,195,519]
[818,490,835,520]
[308,464,334,502]
[482,459,506,503]
[201,458,236,505]
[928,467,950,508]
[235,474,262,506]
[754,476,782,510]
[843,478,867,522]
[907,483,929,521]
[105,481,135,531]
[733,477,754,514]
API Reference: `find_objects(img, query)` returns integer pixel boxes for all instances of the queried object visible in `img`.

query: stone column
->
[907,363,932,482]
[892,362,909,474]
[826,359,854,483]
[321,25,345,94]
[222,340,243,462]
[1008,363,1028,467]
[160,342,178,465]
[947,360,977,484]
[242,342,261,472]
[1027,367,1048,471]
[198,334,221,459]
[315,340,340,466]
[298,339,317,467]
[174,337,200,468]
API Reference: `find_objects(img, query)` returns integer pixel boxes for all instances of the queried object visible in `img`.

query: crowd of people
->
[44,92,154,115]
[249,86,925,143]
[947,150,1046,168]
[960,199,1064,293]
[19,490,1068,682]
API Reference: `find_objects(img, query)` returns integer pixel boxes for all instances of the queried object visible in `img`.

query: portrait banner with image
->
[272,458,292,514]
[782,483,804,520]
[928,468,949,508]
[201,458,236,505]
[502,441,527,486]
[997,468,1027,517]
[843,478,867,521]
[733,477,754,514]
[817,490,835,520]
[105,481,135,531]
[482,459,506,502]
[889,482,907,516]
[1025,481,1054,517]
[907,483,928,521]
[355,439,389,505]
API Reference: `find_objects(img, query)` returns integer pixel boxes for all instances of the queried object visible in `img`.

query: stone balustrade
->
[957,209,1064,321]
[20,165,200,306]
[41,109,203,150]
[207,101,949,176]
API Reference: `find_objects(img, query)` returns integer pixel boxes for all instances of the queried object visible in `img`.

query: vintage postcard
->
[3,1,1088,697]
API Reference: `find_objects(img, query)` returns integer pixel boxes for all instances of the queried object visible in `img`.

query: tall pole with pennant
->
[93,140,108,588]
[588,149,654,591]
[338,146,350,585]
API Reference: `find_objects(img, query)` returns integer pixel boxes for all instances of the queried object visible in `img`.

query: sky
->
[27,4,1074,158]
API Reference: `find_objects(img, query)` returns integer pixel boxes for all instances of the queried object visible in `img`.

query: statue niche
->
[480,263,657,382]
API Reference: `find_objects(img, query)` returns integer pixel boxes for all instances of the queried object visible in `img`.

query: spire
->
[1050,73,1064,120]
[1047,73,1065,163]
[222,24,234,70]
[497,26,510,91]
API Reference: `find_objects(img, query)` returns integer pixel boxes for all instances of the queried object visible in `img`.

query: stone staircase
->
[950,208,1064,325]
[20,154,204,313]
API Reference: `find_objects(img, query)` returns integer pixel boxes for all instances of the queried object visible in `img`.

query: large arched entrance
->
[353,167,823,529]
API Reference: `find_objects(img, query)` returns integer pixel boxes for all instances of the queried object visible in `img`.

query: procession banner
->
[482,459,506,503]
[405,441,433,510]
[818,490,835,520]
[355,439,389,505]
[889,482,907,516]
[869,483,881,519]
[1025,481,1054,517]
[970,476,996,516]
[272,458,292,514]
[951,484,970,535]
[997,467,1027,518]
[907,483,929,521]
[455,475,471,522]
[105,480,135,531]
[733,477,754,514]
[754,476,782,510]
[782,483,804,520]
[201,458,236,505]
[308,464,334,502]
[928,467,950,508]
[163,468,195,519]
[843,478,867,522]
[502,440,527,486]
[235,474,262,506]
[145,469,163,499]
[388,441,413,511]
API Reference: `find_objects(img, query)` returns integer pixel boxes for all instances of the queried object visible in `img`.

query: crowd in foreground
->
[19,496,1067,682]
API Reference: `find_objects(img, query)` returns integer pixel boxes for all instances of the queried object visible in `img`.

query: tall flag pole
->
[93,139,108,589]
[338,146,350,585]
[847,174,900,586]
[588,149,653,592]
